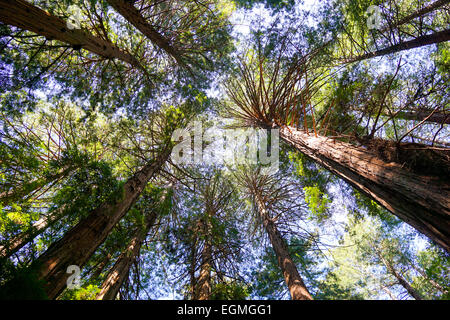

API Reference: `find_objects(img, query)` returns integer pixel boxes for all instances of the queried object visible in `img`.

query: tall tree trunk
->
[279,126,450,252]
[195,240,212,300]
[189,236,198,300]
[106,0,186,67]
[380,256,424,300]
[394,110,450,125]
[255,195,313,300]
[0,207,63,259]
[90,253,112,281]
[194,219,212,300]
[96,210,157,300]
[395,274,424,300]
[408,261,448,294]
[0,165,75,205]
[410,135,450,148]
[380,0,449,33]
[346,29,450,63]
[30,148,170,299]
[0,0,140,67]
[351,107,450,126]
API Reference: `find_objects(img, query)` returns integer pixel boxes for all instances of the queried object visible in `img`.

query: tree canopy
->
[0,0,448,300]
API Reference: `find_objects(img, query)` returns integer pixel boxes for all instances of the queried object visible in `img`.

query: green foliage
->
[434,42,450,75]
[352,189,401,226]
[314,272,365,300]
[250,246,285,299]
[0,0,448,301]
[303,186,332,221]
[250,237,320,299]
[51,158,121,221]
[0,90,38,116]
[325,214,449,300]
[0,203,28,234]
[233,0,295,11]
[60,285,100,300]
[211,281,250,300]
[288,151,330,193]
[288,151,332,221]
[413,245,450,300]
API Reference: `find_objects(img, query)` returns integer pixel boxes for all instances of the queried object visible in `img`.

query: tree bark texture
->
[0,0,140,66]
[0,208,62,259]
[31,148,170,299]
[346,29,450,63]
[106,0,185,67]
[96,210,157,300]
[279,126,450,252]
[255,195,313,300]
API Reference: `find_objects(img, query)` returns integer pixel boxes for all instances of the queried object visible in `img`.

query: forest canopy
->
[0,0,449,300]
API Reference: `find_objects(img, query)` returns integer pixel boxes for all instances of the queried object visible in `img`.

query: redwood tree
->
[96,185,172,299]
[235,167,313,300]
[96,208,158,300]
[0,0,141,67]
[32,147,171,299]
[225,51,450,252]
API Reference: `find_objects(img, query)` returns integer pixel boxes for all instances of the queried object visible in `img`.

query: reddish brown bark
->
[96,210,157,300]
[0,208,62,259]
[0,0,140,66]
[255,195,313,300]
[31,148,170,299]
[379,255,424,300]
[0,165,75,205]
[192,216,213,300]
[194,235,212,300]
[189,238,198,299]
[395,110,450,125]
[380,0,449,33]
[280,126,450,252]
[106,0,186,67]
[346,29,450,63]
